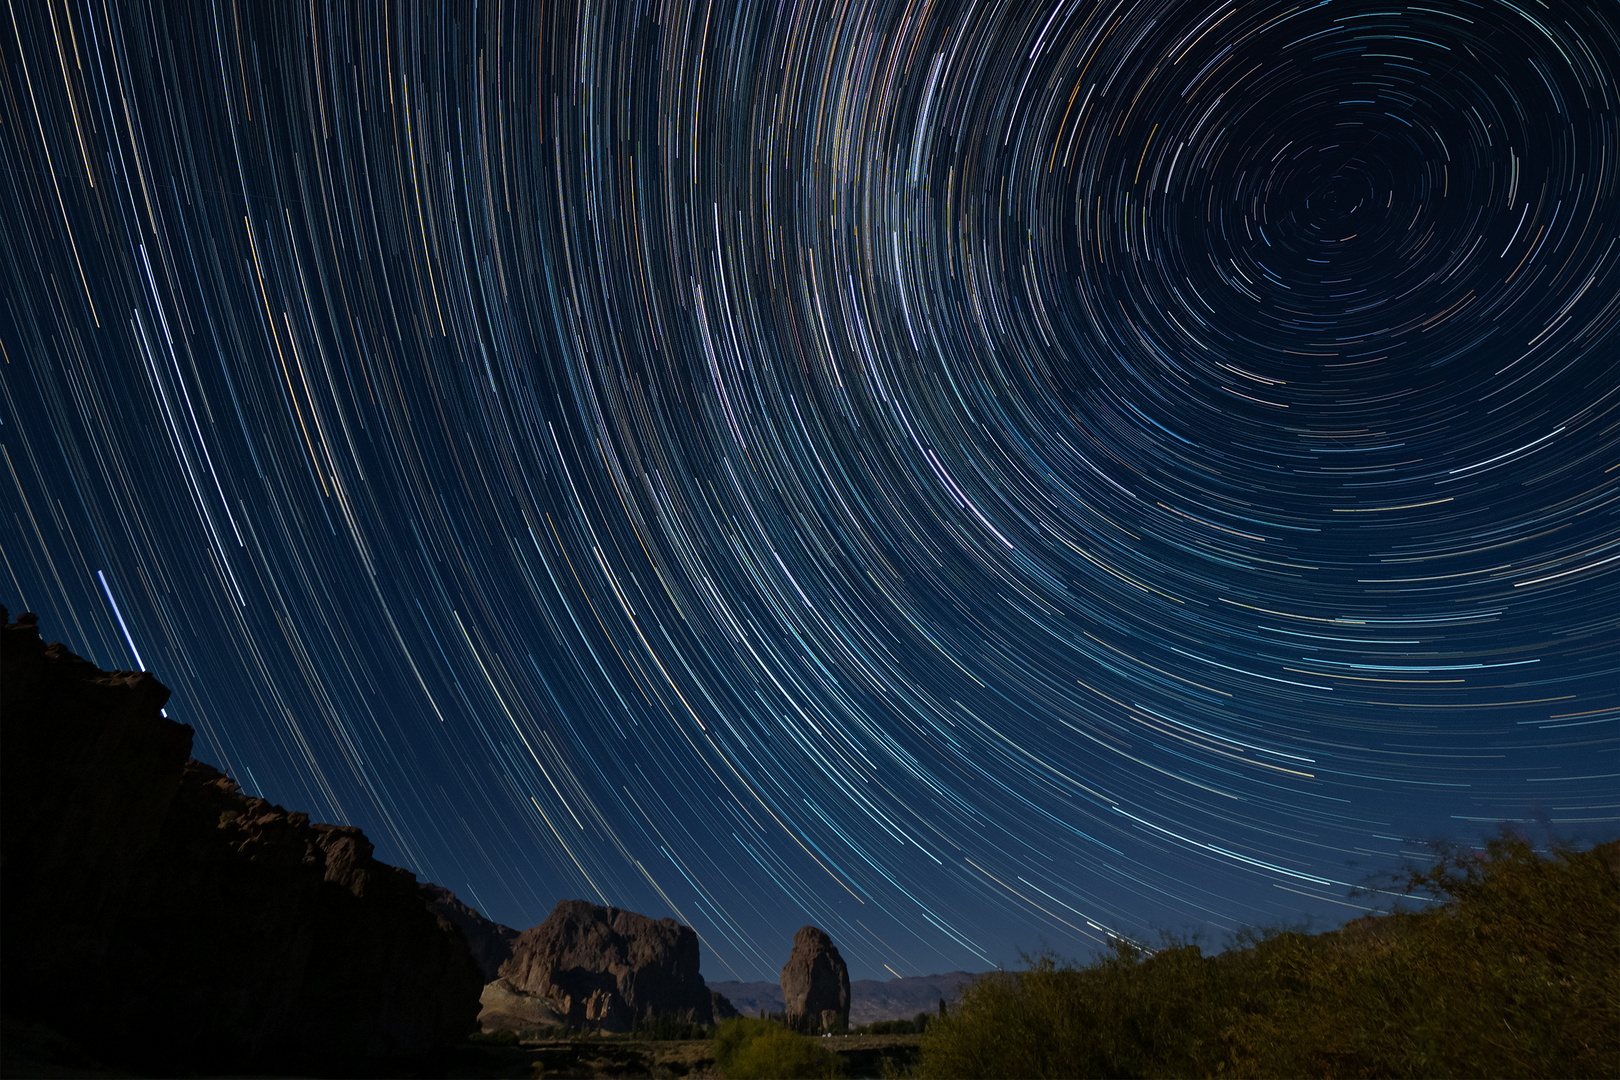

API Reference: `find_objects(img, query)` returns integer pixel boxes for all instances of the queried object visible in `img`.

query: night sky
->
[3,0,1616,982]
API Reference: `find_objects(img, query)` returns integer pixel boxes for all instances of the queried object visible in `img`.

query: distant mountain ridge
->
[707,970,977,1025]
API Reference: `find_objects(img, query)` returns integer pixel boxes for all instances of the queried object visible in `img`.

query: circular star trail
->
[3,0,1616,978]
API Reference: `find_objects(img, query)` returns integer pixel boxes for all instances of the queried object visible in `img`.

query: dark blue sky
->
[3,0,1615,982]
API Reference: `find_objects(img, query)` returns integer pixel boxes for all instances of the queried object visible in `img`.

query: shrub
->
[713,1017,846,1079]
[916,833,1619,1078]
[913,944,1222,1079]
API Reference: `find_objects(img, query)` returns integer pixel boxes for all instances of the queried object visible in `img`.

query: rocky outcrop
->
[780,925,850,1033]
[478,977,565,1033]
[424,882,520,980]
[0,610,482,1066]
[499,899,715,1031]
[2,611,191,995]
[711,989,740,1020]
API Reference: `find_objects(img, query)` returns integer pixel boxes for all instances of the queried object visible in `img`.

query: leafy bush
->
[917,834,1619,1078]
[713,1017,846,1079]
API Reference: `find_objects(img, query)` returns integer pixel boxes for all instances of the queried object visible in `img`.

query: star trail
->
[2,0,1616,980]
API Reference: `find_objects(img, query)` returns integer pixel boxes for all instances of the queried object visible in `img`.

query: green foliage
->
[712,1017,847,1079]
[916,834,1619,1078]
[714,1018,773,1069]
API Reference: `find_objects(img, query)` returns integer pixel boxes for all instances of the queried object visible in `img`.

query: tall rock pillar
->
[779,925,850,1033]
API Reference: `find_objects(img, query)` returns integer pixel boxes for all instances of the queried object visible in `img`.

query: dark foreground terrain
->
[1,609,482,1074]
[1,1024,921,1079]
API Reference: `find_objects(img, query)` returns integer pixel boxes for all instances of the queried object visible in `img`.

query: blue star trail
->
[2,0,1616,980]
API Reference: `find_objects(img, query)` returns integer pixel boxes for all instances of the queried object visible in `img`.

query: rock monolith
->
[499,899,716,1031]
[780,925,850,1033]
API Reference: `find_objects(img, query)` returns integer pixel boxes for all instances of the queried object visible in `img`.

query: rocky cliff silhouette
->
[0,609,483,1070]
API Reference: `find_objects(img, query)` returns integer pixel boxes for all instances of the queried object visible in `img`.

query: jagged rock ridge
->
[0,610,483,1065]
[424,882,520,981]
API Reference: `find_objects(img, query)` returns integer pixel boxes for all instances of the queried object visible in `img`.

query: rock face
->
[1,611,191,994]
[710,989,740,1020]
[424,882,520,981]
[499,899,716,1031]
[780,925,851,1033]
[0,610,483,1065]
